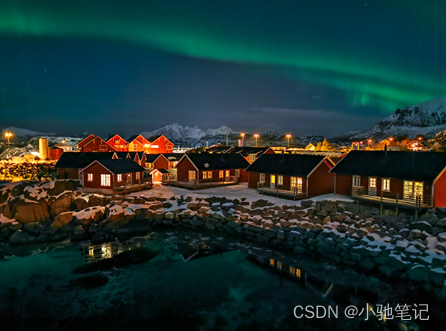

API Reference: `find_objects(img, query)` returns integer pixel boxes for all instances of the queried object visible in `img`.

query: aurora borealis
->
[1,0,446,136]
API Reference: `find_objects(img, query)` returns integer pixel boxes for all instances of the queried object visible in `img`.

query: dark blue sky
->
[1,0,446,137]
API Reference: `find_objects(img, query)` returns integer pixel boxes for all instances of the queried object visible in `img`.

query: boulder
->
[15,199,50,224]
[48,191,76,216]
[52,211,75,229]
[9,230,34,245]
[409,221,433,234]
[437,218,446,229]
[418,213,439,225]
[407,265,430,283]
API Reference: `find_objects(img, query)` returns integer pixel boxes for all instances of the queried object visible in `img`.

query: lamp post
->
[254,134,259,147]
[240,133,245,147]
[286,134,291,149]
[62,139,66,145]
[368,139,372,148]
[5,131,12,150]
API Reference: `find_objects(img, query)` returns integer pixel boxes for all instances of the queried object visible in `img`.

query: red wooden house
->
[146,135,175,154]
[77,135,115,152]
[330,150,446,209]
[80,158,146,194]
[127,135,151,152]
[245,153,336,198]
[176,153,250,183]
[106,134,128,151]
[145,154,169,171]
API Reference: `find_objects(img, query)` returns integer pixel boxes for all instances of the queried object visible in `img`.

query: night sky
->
[1,0,446,137]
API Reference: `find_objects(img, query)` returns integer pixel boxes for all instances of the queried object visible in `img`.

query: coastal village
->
[1,128,446,306]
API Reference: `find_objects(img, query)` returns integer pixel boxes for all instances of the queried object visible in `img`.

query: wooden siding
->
[82,162,114,189]
[308,162,334,197]
[176,156,197,182]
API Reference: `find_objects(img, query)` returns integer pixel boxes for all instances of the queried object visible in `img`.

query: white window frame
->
[101,174,111,187]
[87,173,93,182]
[352,175,361,187]
[117,174,122,182]
[260,173,265,183]
[382,178,390,191]
[249,154,256,162]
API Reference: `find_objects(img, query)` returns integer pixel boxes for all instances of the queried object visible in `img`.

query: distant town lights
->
[286,134,292,149]
[254,134,259,147]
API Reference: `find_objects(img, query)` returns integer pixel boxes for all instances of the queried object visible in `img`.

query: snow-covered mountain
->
[139,123,238,141]
[334,94,446,141]
[0,126,55,140]
[139,123,206,140]
[204,125,235,136]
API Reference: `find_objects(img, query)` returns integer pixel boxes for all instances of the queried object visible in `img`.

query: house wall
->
[128,140,144,152]
[308,162,335,197]
[107,135,128,151]
[434,170,446,207]
[334,174,352,195]
[248,172,260,189]
[81,137,115,152]
[176,157,197,182]
[58,168,79,179]
[49,148,63,161]
[154,156,169,170]
[146,136,174,154]
[82,163,114,189]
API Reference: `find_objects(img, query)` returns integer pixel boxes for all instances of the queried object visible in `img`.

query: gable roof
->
[184,153,250,170]
[145,153,168,163]
[162,153,184,161]
[82,159,146,175]
[228,146,272,157]
[106,134,127,143]
[55,152,114,169]
[245,154,327,177]
[77,134,95,148]
[330,151,446,181]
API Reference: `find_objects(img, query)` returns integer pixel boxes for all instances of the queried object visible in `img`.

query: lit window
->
[101,174,111,186]
[189,170,196,181]
[117,174,122,181]
[277,261,282,269]
[369,177,376,188]
[383,178,390,191]
[87,173,93,182]
[271,175,276,184]
[203,171,208,179]
[225,170,230,178]
[249,154,256,162]
[167,145,172,150]
[353,175,361,187]
[219,170,224,178]
[270,259,274,266]
[132,144,138,151]
[278,175,283,185]
[114,139,119,144]
[207,171,212,179]
[100,145,107,150]
[136,172,140,180]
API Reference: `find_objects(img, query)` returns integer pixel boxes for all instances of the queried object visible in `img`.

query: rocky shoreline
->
[1,180,446,292]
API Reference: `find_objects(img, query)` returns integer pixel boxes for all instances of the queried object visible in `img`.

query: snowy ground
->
[129,183,353,206]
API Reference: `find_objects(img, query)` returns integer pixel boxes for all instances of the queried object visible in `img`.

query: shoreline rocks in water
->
[1,179,446,289]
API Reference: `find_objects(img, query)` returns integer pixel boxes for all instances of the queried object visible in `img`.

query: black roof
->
[228,147,271,157]
[146,154,165,162]
[330,151,446,181]
[162,153,184,161]
[245,154,326,177]
[85,159,145,174]
[55,152,114,169]
[185,153,250,170]
[147,135,162,143]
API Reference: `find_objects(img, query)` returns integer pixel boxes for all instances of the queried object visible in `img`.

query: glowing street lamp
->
[254,134,259,147]
[5,131,12,150]
[240,133,245,147]
[61,139,66,145]
[368,139,372,148]
[286,134,292,149]
[418,136,422,141]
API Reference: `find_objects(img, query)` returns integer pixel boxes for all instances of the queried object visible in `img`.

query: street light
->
[368,139,372,148]
[286,134,292,149]
[61,139,66,145]
[240,133,245,147]
[5,131,12,150]
[254,134,259,147]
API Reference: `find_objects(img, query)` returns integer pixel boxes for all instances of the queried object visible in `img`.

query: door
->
[188,170,196,182]
[404,181,413,199]
[414,182,423,203]
[260,173,265,183]
[368,177,377,196]
[270,175,276,189]
[291,176,297,193]
[152,171,162,184]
